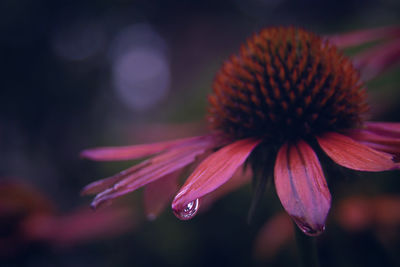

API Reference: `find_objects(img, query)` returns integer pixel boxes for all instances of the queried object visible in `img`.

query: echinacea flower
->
[253,195,400,261]
[82,26,400,236]
[0,181,137,258]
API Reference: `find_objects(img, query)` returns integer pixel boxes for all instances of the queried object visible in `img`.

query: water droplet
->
[173,199,199,220]
[293,217,325,236]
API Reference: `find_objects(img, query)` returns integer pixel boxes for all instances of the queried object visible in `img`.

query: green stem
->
[294,225,320,267]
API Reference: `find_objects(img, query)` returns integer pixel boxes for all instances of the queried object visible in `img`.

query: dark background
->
[1,0,400,266]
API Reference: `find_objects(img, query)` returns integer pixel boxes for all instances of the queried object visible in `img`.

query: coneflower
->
[81,26,400,236]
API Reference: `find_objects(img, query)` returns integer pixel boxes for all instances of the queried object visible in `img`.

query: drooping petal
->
[81,161,151,195]
[347,129,400,146]
[143,170,181,220]
[327,26,400,48]
[89,136,215,208]
[365,122,400,138]
[317,132,396,171]
[81,136,203,161]
[346,123,400,157]
[172,138,261,213]
[200,166,252,211]
[353,38,400,81]
[274,140,331,236]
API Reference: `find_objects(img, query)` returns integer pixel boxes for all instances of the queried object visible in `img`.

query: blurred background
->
[1,0,400,266]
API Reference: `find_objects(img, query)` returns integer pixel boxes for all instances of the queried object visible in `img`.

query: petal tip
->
[172,198,200,221]
[80,149,94,160]
[293,216,326,236]
[90,202,98,210]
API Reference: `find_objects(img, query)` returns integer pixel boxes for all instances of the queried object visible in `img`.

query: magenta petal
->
[346,123,400,158]
[365,122,400,138]
[253,212,293,260]
[274,140,331,236]
[89,137,214,208]
[143,170,180,220]
[172,138,261,212]
[317,132,396,171]
[357,142,400,158]
[347,129,400,146]
[81,161,151,195]
[353,38,400,81]
[26,206,136,245]
[327,26,400,48]
[200,166,252,211]
[81,136,203,161]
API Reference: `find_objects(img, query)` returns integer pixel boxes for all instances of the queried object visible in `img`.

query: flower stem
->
[294,225,320,267]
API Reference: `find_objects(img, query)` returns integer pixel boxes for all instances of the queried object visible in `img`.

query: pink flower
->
[328,25,400,81]
[0,181,137,258]
[82,26,400,236]
[253,195,400,260]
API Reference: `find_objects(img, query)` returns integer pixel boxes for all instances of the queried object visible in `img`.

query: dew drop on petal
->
[293,217,326,236]
[173,199,200,220]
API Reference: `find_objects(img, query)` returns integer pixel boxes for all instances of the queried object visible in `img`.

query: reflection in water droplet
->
[293,217,325,236]
[173,199,199,220]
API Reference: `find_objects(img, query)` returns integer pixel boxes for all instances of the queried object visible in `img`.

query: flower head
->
[209,27,367,141]
[0,181,136,258]
[82,26,400,236]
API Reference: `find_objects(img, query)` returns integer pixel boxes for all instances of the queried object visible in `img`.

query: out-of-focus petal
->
[89,136,214,208]
[372,196,400,226]
[274,140,331,236]
[24,206,137,246]
[353,38,400,81]
[347,124,400,157]
[348,129,400,146]
[317,132,396,171]
[336,195,400,232]
[357,141,400,158]
[336,196,372,232]
[81,136,204,161]
[0,181,54,214]
[365,122,400,138]
[172,138,261,213]
[327,26,400,48]
[143,170,181,220]
[253,212,294,260]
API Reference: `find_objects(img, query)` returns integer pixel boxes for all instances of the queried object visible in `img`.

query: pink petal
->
[24,206,137,246]
[81,136,204,161]
[353,38,400,81]
[317,132,396,171]
[143,170,181,220]
[336,195,400,231]
[336,196,372,232]
[81,161,151,195]
[347,129,400,146]
[357,141,400,157]
[172,138,261,212]
[200,166,252,211]
[274,140,331,236]
[327,26,400,48]
[90,137,214,208]
[346,122,400,157]
[253,212,293,260]
[365,122,400,138]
